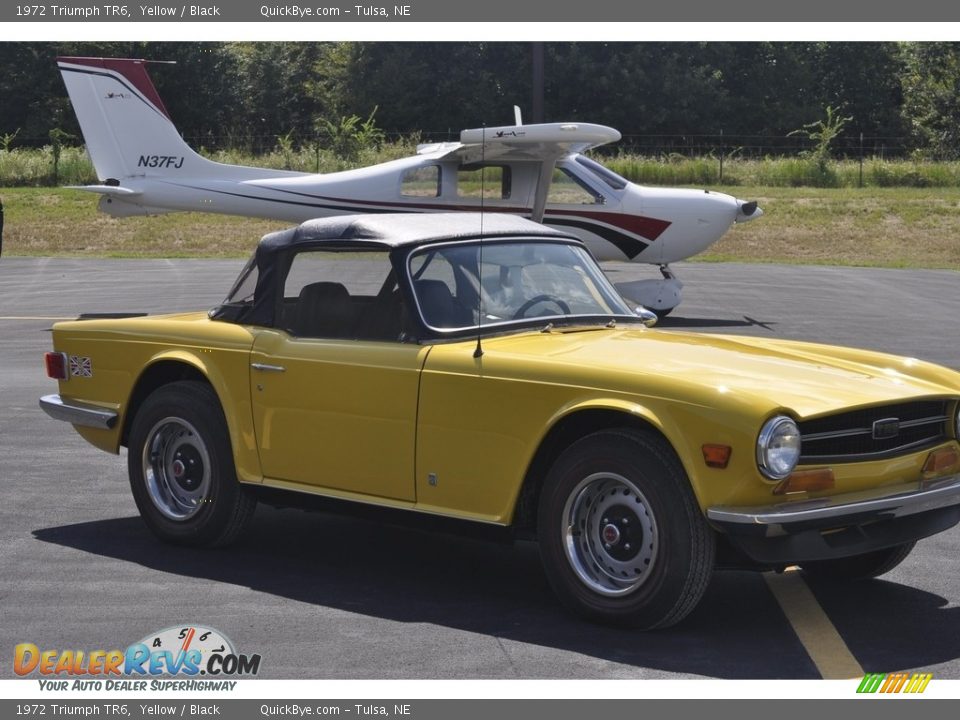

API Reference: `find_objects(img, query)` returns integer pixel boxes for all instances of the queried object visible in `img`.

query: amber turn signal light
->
[773,468,835,495]
[702,444,732,469]
[922,447,960,477]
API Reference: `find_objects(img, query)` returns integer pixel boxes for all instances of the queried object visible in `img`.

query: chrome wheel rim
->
[142,417,212,521]
[562,472,659,596]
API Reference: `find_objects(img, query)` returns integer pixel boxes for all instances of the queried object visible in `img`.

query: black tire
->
[653,307,673,319]
[127,380,256,547]
[800,542,915,581]
[537,429,715,629]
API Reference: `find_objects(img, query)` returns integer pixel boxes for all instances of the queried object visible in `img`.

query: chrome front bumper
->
[707,475,960,564]
[39,394,118,430]
[707,474,960,536]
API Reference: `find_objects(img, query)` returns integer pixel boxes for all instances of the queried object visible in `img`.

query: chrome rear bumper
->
[39,394,118,430]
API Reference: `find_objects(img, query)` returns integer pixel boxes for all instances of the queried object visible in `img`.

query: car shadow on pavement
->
[33,507,960,679]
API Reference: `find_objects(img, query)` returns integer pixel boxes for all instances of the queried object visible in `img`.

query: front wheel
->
[801,542,915,581]
[127,381,256,547]
[537,429,715,628]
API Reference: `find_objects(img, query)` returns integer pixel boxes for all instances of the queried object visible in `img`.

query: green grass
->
[701,186,960,270]
[0,187,278,257]
[603,155,960,189]
[2,185,959,270]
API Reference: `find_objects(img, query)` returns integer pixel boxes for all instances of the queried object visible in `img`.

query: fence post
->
[719,129,724,184]
[859,132,864,188]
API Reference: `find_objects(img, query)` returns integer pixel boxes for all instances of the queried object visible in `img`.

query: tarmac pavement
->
[1,257,958,681]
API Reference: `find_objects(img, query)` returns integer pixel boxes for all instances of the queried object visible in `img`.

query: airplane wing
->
[418,122,622,222]
[419,122,621,165]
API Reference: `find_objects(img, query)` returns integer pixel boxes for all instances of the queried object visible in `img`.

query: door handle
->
[251,363,286,373]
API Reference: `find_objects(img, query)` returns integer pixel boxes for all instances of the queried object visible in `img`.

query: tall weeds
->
[5,142,960,189]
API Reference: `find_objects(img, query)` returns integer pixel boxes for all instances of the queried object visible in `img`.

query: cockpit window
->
[401,165,441,197]
[457,164,512,200]
[547,166,604,205]
[574,155,629,191]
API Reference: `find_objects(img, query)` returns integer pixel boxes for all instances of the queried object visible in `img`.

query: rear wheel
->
[801,542,915,581]
[537,429,715,628]
[127,381,255,546]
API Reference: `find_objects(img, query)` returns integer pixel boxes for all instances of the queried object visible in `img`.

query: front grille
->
[799,400,951,463]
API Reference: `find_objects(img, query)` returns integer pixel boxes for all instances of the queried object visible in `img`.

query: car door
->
[249,248,428,502]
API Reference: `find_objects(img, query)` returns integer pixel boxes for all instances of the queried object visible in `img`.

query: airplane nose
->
[735,199,763,223]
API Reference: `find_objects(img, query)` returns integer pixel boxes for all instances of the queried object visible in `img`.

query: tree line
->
[3,41,960,159]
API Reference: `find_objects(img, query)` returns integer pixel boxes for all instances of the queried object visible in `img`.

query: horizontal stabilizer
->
[66,184,143,197]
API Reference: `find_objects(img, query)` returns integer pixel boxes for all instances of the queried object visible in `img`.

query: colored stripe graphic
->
[857,672,932,693]
[857,673,885,693]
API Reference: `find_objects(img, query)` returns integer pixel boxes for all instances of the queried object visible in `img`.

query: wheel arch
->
[512,401,687,537]
[121,356,212,448]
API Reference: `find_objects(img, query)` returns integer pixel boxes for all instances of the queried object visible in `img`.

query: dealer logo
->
[14,624,261,680]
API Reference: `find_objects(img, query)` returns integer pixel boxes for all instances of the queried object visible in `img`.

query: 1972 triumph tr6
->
[41,213,960,628]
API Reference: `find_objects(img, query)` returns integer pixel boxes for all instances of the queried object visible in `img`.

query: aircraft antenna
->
[473,126,486,359]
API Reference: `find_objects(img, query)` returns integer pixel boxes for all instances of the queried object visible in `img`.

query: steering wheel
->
[512,294,572,319]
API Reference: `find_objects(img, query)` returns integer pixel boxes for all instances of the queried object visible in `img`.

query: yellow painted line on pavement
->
[764,567,864,679]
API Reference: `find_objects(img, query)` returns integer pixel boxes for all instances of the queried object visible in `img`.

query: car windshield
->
[408,240,637,332]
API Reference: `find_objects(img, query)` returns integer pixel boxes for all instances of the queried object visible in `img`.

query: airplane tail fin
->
[57,57,271,183]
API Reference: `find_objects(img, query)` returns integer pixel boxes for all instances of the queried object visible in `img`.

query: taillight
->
[45,352,69,380]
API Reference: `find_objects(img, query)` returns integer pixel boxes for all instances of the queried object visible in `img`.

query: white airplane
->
[57,56,762,315]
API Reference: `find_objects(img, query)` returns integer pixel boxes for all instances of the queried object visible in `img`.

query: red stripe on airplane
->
[546,209,671,241]
[57,56,172,121]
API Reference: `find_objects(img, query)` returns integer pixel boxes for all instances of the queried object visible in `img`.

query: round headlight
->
[757,416,801,480]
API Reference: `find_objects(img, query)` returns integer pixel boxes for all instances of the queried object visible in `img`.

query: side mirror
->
[635,306,658,328]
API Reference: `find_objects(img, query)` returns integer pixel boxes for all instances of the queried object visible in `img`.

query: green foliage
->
[789,105,853,168]
[47,127,76,183]
[275,131,297,170]
[0,146,94,186]
[900,42,960,160]
[1,128,19,153]
[7,141,960,190]
[317,107,386,162]
[0,40,957,160]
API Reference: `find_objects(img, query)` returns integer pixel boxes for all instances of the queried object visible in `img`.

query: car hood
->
[481,327,960,418]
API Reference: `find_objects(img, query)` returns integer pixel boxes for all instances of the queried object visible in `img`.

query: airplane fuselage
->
[96,152,753,265]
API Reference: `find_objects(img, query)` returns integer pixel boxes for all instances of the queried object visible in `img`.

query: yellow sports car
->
[40,213,960,628]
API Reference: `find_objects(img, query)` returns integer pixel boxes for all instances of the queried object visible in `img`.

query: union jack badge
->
[69,355,93,378]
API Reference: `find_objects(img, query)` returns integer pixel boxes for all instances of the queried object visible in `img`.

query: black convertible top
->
[212,213,579,328]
